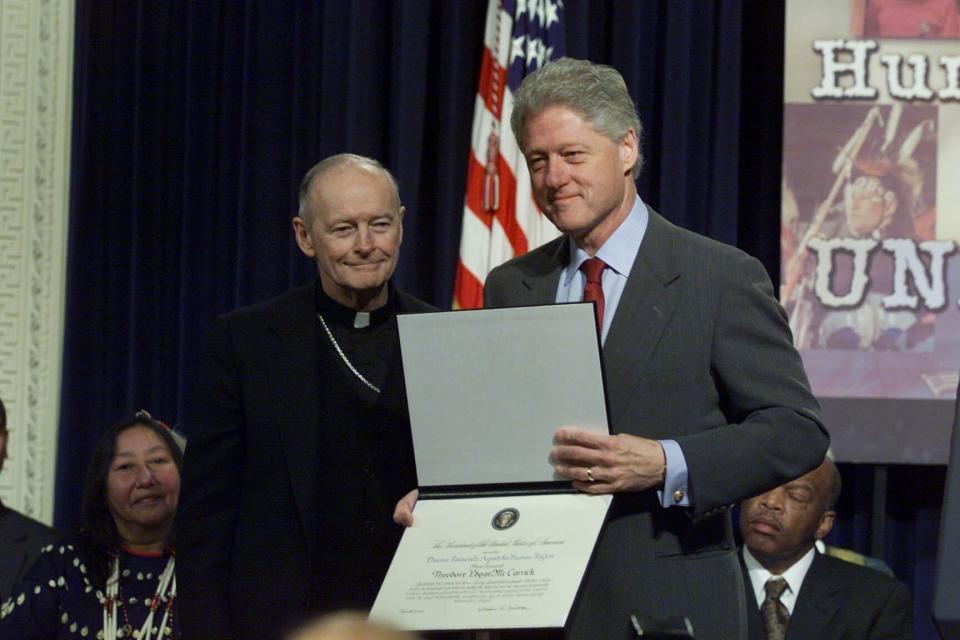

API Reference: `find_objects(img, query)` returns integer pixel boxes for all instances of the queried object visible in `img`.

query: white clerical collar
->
[742,545,817,615]
[353,312,370,329]
[315,278,395,330]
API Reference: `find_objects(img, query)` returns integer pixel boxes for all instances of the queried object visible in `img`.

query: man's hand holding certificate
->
[551,427,667,493]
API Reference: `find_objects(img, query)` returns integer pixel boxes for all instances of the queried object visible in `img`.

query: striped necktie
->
[580,257,607,334]
[761,576,790,640]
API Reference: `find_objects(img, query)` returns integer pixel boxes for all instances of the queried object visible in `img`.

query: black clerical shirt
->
[309,280,417,612]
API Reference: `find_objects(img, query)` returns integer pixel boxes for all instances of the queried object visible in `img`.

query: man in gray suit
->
[0,396,57,601]
[483,58,829,639]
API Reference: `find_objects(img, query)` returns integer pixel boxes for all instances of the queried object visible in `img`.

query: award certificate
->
[371,304,612,631]
[370,493,611,630]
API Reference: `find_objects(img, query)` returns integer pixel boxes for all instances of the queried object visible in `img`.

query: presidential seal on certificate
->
[370,303,612,632]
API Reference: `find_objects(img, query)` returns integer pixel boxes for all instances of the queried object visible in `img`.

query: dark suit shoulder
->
[0,507,58,601]
[488,235,566,278]
[645,209,757,271]
[813,552,907,594]
[396,289,437,313]
[797,552,913,639]
[0,507,57,544]
[214,281,315,326]
[484,236,567,308]
[215,282,434,324]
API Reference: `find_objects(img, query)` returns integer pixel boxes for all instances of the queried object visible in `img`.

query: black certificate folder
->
[370,303,613,632]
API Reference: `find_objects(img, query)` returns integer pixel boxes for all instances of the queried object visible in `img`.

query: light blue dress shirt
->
[554,195,689,508]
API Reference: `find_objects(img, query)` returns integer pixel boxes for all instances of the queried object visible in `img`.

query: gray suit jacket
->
[484,209,828,640]
[0,502,57,601]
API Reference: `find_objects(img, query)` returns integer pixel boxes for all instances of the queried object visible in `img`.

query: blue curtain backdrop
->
[58,1,944,637]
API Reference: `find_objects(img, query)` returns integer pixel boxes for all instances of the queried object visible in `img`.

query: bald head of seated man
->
[286,612,422,640]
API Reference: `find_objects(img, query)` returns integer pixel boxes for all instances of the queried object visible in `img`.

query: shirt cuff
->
[657,439,690,508]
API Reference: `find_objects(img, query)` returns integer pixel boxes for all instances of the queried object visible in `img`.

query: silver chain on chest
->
[317,312,381,394]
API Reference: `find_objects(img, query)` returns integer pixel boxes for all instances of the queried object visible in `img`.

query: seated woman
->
[0,411,182,639]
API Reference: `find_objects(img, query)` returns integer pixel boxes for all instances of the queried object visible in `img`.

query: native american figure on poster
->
[781,103,943,352]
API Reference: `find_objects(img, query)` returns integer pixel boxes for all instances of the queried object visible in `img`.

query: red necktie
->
[580,257,607,334]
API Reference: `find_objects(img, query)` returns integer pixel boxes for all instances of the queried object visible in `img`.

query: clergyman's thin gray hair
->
[297,153,401,223]
[510,58,644,179]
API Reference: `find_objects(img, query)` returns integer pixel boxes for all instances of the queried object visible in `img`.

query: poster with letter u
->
[783,0,960,463]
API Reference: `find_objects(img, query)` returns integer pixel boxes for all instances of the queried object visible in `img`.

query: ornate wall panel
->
[0,0,74,524]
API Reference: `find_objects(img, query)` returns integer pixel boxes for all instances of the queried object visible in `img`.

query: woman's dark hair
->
[77,412,184,590]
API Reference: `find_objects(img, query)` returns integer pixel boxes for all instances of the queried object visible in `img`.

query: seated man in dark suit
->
[739,456,912,639]
[0,396,58,601]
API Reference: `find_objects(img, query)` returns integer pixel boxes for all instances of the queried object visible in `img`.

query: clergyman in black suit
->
[176,154,434,640]
[0,396,58,601]
[395,58,828,640]
[740,456,912,639]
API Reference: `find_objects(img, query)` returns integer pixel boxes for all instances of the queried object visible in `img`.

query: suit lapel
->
[739,554,766,640]
[0,510,26,596]
[786,553,842,640]
[265,283,323,557]
[516,237,568,305]
[377,293,419,412]
[602,210,681,427]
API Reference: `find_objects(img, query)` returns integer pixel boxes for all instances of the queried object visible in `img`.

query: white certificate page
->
[370,493,611,631]
[398,303,608,487]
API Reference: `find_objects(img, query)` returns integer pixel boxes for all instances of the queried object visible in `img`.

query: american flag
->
[452,0,566,309]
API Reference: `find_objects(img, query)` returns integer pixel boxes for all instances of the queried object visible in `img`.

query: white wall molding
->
[0,0,75,525]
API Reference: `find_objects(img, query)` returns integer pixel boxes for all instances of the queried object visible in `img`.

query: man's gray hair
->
[297,153,401,222]
[510,57,644,179]
[824,451,843,511]
[827,462,842,511]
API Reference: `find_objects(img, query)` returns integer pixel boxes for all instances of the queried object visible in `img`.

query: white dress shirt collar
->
[560,195,648,286]
[742,545,817,615]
